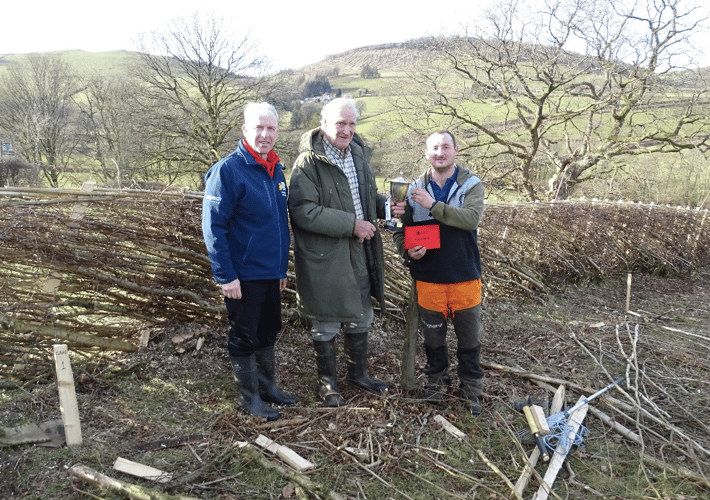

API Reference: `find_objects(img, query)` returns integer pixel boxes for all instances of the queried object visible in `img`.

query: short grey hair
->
[320,98,358,127]
[244,102,279,127]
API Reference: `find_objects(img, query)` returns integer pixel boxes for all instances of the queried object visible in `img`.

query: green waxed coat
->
[288,128,387,323]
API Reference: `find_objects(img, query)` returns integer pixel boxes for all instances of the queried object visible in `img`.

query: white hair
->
[320,98,358,127]
[243,102,279,127]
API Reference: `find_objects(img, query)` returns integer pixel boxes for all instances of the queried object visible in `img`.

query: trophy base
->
[384,219,403,231]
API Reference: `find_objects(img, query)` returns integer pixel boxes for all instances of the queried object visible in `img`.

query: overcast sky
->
[2,0,709,70]
[2,1,475,70]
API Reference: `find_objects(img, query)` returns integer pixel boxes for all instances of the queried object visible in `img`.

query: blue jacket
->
[202,140,289,284]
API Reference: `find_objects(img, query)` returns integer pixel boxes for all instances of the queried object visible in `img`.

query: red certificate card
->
[404,225,441,249]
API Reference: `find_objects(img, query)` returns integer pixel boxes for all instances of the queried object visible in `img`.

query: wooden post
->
[41,272,63,296]
[42,183,97,299]
[400,280,419,391]
[625,273,632,313]
[53,344,82,446]
[533,396,589,500]
[69,182,96,221]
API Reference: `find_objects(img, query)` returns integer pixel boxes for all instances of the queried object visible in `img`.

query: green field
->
[0,50,142,78]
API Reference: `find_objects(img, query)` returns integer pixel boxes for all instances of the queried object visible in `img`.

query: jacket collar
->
[422,164,473,187]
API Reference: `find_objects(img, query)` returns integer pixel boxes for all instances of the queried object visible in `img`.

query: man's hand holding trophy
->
[385,172,409,230]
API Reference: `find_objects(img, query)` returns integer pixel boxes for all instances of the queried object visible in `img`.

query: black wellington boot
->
[230,355,281,421]
[312,338,345,407]
[344,332,388,394]
[255,346,297,406]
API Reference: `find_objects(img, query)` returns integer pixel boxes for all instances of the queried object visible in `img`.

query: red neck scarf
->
[242,139,280,178]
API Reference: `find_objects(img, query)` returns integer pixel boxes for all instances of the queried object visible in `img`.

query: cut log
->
[433,414,466,440]
[254,434,315,472]
[113,457,173,483]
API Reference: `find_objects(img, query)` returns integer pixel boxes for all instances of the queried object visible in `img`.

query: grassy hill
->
[0,46,413,143]
[2,41,705,95]
[295,41,433,74]
[0,41,432,79]
[0,50,144,78]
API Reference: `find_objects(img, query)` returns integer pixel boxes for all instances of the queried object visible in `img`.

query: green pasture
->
[0,50,142,78]
[60,50,142,77]
[329,69,405,93]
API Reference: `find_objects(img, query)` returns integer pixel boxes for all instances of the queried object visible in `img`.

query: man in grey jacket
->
[288,98,403,406]
[393,130,486,415]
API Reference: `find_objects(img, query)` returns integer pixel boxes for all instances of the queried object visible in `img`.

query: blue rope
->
[543,420,589,453]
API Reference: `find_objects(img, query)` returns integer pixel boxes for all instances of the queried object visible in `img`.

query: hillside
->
[3,40,707,80]
[0,43,425,78]
[0,50,144,78]
[294,41,434,74]
[0,41,434,79]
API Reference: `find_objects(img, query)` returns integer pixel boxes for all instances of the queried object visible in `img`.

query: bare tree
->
[388,0,710,201]
[135,12,269,185]
[0,54,78,187]
[75,75,148,185]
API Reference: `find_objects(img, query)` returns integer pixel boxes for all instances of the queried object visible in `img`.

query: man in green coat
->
[288,98,402,406]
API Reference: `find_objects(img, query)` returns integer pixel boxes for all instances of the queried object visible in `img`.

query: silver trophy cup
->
[386,173,409,230]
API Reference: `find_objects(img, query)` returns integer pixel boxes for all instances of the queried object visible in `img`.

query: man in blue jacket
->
[202,102,295,421]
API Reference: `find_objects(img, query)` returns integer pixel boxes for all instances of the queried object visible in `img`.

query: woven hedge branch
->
[1,187,709,379]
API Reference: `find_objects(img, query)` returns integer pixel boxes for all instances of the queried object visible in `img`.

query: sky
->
[2,1,709,70]
[0,0,482,71]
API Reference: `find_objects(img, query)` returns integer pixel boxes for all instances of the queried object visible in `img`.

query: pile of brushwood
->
[1,186,710,499]
[1,186,708,380]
